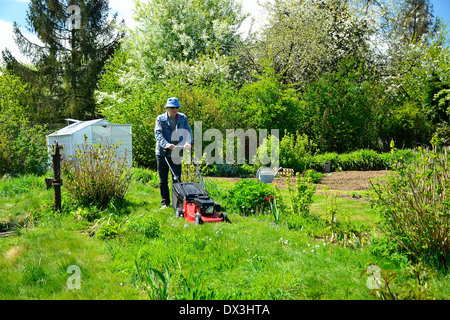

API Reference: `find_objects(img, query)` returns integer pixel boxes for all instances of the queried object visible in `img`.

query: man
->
[154,97,193,209]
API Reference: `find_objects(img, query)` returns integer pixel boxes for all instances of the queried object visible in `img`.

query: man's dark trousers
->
[156,155,182,207]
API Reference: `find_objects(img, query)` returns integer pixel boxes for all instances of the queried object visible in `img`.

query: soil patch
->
[208,170,391,192]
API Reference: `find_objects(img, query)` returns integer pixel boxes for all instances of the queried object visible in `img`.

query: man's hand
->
[184,143,192,150]
[166,144,176,150]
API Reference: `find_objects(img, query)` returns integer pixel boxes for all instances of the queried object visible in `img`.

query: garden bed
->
[209,170,391,192]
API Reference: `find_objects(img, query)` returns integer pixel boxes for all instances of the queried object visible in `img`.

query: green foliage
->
[132,167,159,187]
[279,131,318,173]
[258,0,371,85]
[0,174,45,198]
[235,69,304,133]
[71,206,101,222]
[302,58,382,153]
[126,213,162,239]
[114,0,246,87]
[286,173,316,218]
[226,179,276,215]
[0,74,48,176]
[303,170,323,184]
[380,100,431,149]
[362,263,438,300]
[61,139,132,209]
[371,138,450,269]
[95,219,121,240]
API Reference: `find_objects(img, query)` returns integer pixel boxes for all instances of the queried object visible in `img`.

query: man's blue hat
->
[165,97,182,108]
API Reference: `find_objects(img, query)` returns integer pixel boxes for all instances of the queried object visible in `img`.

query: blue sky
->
[0,0,449,63]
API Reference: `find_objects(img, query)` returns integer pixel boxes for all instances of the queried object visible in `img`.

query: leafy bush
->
[226,179,276,215]
[62,139,133,209]
[283,173,319,235]
[371,139,450,269]
[286,173,316,217]
[362,263,438,300]
[303,170,323,184]
[279,131,318,173]
[302,58,381,153]
[0,74,48,176]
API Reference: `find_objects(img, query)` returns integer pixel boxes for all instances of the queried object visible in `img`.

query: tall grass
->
[0,174,45,198]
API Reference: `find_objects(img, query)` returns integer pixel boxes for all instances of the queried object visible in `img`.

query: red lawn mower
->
[165,155,230,225]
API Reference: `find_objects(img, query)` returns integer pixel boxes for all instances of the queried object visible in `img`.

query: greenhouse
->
[46,119,133,167]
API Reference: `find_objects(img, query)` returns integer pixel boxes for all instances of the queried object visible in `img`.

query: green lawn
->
[0,172,449,300]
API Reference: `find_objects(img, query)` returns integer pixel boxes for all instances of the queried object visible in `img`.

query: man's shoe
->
[160,204,168,209]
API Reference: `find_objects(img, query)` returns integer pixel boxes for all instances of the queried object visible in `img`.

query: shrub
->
[371,138,450,269]
[302,58,380,153]
[0,74,48,176]
[303,169,323,184]
[279,131,318,173]
[226,179,276,215]
[284,173,318,235]
[286,173,316,217]
[62,138,133,209]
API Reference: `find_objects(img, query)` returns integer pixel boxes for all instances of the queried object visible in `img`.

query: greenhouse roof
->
[47,119,114,137]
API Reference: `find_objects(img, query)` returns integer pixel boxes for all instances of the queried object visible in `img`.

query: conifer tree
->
[1,0,124,123]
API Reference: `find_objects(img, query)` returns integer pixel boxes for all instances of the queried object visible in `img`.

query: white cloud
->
[238,0,271,36]
[109,0,137,29]
[0,19,25,63]
[0,19,44,65]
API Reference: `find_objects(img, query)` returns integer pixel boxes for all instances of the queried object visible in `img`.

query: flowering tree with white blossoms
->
[114,0,248,87]
[255,0,374,86]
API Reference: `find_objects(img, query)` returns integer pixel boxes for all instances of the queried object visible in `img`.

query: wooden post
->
[51,141,63,212]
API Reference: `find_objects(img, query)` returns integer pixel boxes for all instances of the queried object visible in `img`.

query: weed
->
[362,263,438,300]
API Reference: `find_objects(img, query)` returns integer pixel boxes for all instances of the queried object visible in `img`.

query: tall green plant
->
[279,131,318,173]
[371,138,450,268]
[226,179,276,216]
[62,138,132,209]
[286,173,316,218]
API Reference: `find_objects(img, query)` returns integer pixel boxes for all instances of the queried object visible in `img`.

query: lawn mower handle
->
[163,147,208,195]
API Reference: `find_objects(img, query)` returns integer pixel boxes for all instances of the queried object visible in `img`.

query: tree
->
[1,0,124,123]
[0,72,48,175]
[392,0,435,44]
[255,0,372,86]
[109,0,248,87]
[302,58,383,153]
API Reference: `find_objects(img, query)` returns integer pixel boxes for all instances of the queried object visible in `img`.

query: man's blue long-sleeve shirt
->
[154,112,193,157]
